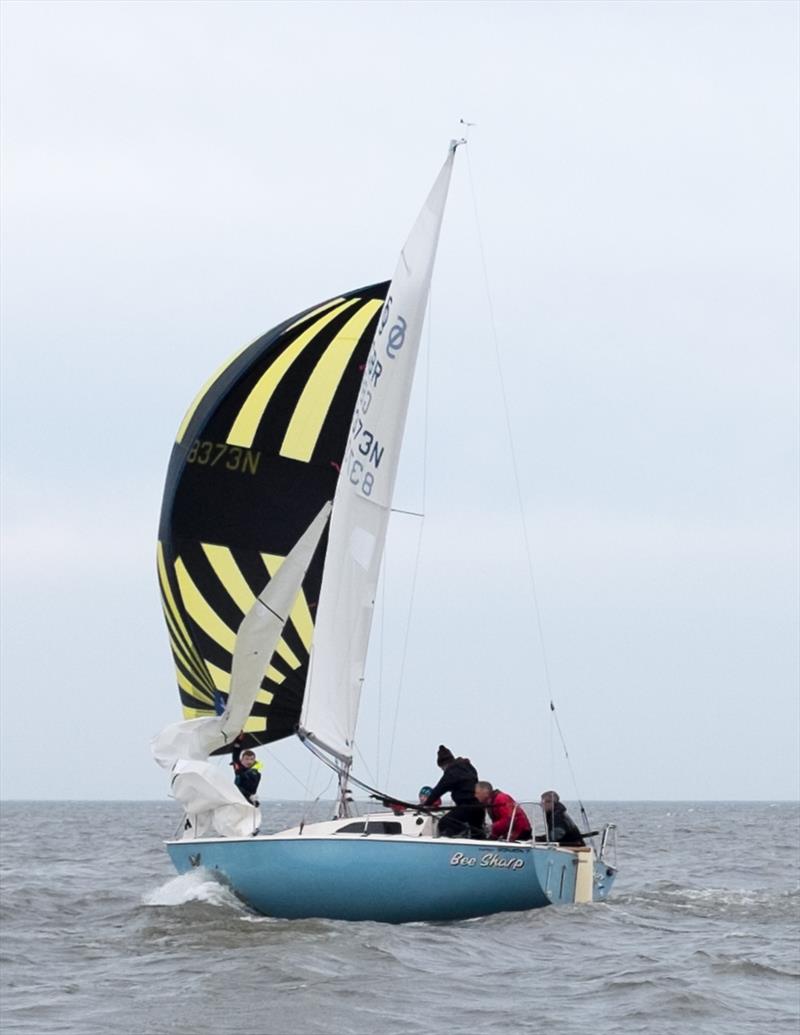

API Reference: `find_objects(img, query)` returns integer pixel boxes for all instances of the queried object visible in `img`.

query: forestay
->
[299,143,459,762]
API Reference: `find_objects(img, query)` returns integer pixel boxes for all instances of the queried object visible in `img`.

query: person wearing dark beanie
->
[422,745,485,838]
[436,744,454,766]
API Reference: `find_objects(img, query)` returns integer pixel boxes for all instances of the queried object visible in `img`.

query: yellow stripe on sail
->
[273,637,300,671]
[182,705,215,719]
[182,687,268,729]
[205,661,230,690]
[158,544,200,653]
[206,661,277,703]
[202,544,256,614]
[175,557,236,653]
[162,600,215,690]
[176,668,214,709]
[166,627,215,704]
[227,299,360,449]
[176,341,254,445]
[261,553,315,652]
[286,296,345,332]
[178,297,348,444]
[163,602,216,695]
[206,657,285,690]
[158,543,215,694]
[200,543,300,670]
[280,298,383,463]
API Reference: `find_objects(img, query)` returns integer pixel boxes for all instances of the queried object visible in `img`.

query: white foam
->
[142,868,244,910]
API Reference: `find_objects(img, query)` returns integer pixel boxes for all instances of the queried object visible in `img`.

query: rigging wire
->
[298,735,321,827]
[263,744,321,796]
[302,735,451,812]
[302,770,335,828]
[376,542,387,785]
[354,741,377,787]
[384,287,433,789]
[262,740,338,827]
[383,517,425,789]
[463,144,590,824]
[549,702,593,834]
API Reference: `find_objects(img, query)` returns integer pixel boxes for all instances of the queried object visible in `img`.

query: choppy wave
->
[691,950,800,979]
[615,879,800,920]
[142,868,246,911]
[1,800,798,1035]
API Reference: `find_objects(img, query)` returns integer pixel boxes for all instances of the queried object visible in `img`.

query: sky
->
[1,0,798,804]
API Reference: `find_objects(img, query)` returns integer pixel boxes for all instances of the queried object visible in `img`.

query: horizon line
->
[1,797,798,804]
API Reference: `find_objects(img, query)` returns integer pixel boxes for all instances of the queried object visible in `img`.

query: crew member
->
[537,790,584,846]
[474,781,532,841]
[231,738,262,805]
[421,745,485,838]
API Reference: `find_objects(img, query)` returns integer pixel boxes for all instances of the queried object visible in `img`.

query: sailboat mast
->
[299,140,463,767]
[336,762,353,819]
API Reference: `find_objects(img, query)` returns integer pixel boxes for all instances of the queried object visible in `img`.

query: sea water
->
[0,801,797,1035]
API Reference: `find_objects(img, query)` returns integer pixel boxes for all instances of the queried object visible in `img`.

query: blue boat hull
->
[166,835,616,923]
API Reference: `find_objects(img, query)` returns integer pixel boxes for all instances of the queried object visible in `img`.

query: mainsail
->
[158,284,388,750]
[299,144,459,762]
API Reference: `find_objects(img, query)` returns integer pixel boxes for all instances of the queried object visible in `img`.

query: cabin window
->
[334,821,402,835]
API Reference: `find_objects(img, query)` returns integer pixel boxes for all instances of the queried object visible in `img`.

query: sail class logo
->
[386,316,407,358]
[449,851,525,871]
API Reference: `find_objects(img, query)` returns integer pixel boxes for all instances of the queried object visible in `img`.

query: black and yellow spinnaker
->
[157,283,389,751]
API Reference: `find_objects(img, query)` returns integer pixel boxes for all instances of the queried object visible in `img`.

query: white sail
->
[169,759,261,839]
[152,501,332,767]
[299,144,459,761]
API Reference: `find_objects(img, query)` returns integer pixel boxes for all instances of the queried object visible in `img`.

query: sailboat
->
[153,141,618,923]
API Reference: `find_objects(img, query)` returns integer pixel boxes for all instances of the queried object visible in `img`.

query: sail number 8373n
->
[186,439,261,474]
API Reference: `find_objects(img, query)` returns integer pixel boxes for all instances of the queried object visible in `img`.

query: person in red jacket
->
[474,781,532,841]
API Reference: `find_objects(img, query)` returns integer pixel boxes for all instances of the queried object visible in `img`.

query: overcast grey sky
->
[1,0,797,803]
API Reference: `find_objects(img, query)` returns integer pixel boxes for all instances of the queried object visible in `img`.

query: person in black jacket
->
[230,739,262,805]
[421,745,485,838]
[537,790,585,846]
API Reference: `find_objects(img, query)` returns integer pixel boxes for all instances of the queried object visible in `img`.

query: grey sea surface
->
[0,801,798,1035]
